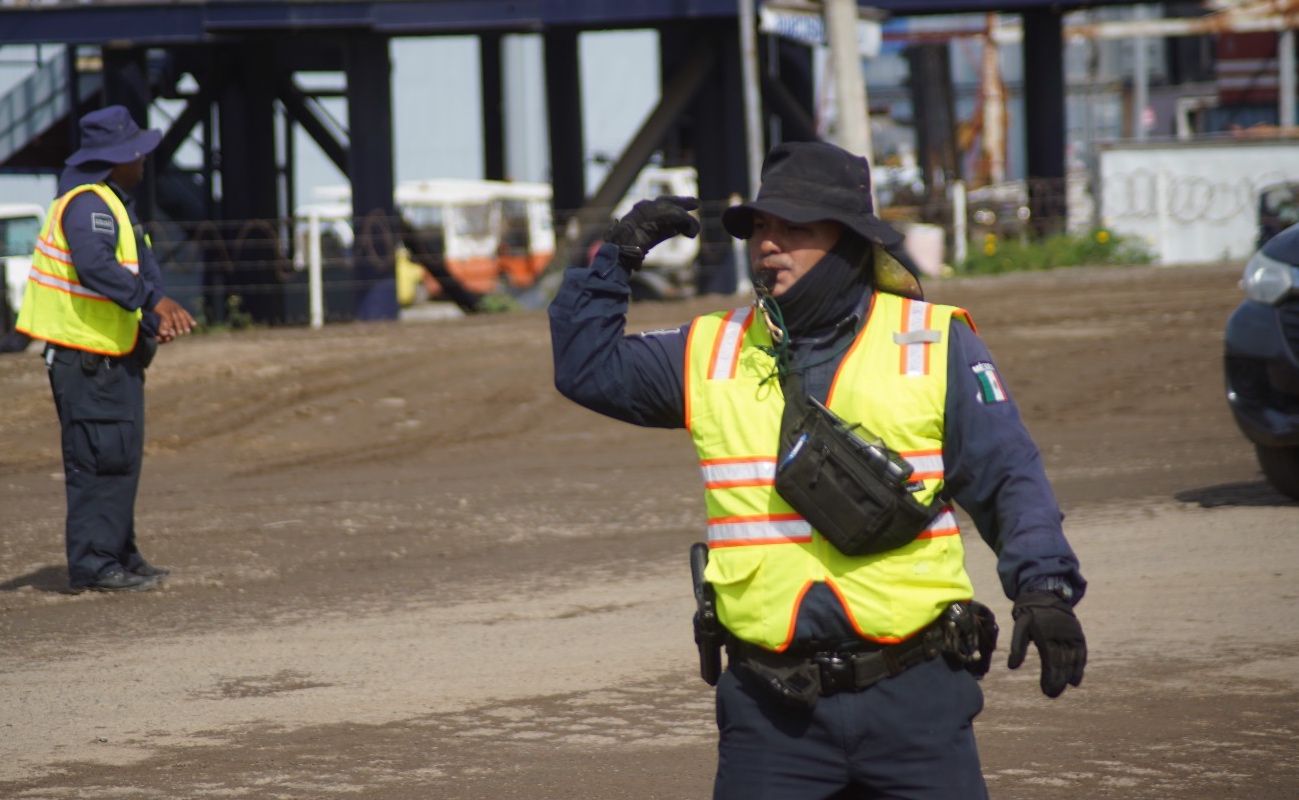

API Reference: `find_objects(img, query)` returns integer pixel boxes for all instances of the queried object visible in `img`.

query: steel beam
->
[586,36,718,221]
[0,1,1137,47]
[277,77,351,176]
[155,82,220,170]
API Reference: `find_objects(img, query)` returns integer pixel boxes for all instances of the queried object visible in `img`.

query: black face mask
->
[765,235,871,337]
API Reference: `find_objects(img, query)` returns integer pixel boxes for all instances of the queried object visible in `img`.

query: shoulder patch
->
[91,212,116,235]
[971,361,1009,404]
[635,328,680,338]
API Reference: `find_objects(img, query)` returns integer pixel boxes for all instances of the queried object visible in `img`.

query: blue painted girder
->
[0,0,1142,46]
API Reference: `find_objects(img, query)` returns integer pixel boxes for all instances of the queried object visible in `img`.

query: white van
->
[1,203,45,319]
[308,179,556,301]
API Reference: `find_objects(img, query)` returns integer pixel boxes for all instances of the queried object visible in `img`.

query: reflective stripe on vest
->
[15,184,142,356]
[686,292,976,650]
[705,306,754,381]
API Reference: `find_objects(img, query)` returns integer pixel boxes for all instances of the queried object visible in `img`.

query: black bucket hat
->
[723,140,923,294]
[65,105,162,167]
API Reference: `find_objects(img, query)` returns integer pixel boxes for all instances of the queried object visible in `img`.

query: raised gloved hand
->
[606,195,701,270]
[1007,591,1087,698]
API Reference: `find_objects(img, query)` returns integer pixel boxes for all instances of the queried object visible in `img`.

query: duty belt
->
[726,620,947,709]
[46,338,156,372]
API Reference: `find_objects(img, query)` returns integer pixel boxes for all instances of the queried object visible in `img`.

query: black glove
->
[1007,590,1086,698]
[605,195,701,270]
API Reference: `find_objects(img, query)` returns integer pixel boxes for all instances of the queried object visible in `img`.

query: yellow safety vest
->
[16,183,142,356]
[686,291,976,651]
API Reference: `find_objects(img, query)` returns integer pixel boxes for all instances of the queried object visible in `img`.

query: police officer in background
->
[16,105,195,593]
[549,140,1087,798]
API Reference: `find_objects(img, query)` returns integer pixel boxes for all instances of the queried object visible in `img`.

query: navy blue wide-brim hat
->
[65,105,162,167]
[723,140,923,295]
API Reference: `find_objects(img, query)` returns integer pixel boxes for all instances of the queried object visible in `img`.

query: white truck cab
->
[612,165,701,300]
[1,202,45,318]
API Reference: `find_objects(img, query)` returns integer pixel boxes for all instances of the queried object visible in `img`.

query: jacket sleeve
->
[134,228,165,338]
[63,191,163,320]
[548,242,688,429]
[942,320,1087,603]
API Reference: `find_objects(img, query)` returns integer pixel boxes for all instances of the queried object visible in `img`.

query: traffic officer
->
[16,105,195,592]
[549,140,1087,798]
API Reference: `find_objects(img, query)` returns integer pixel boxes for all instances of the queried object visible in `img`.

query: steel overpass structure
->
[0,0,1132,321]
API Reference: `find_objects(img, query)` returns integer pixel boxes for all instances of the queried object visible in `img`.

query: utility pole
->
[1133,4,1149,141]
[824,0,875,205]
[1281,28,1296,128]
[737,0,764,197]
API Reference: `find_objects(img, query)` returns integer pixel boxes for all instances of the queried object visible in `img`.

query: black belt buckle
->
[813,653,855,696]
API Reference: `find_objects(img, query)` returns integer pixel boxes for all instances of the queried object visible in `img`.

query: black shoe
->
[77,567,160,593]
[131,561,171,578]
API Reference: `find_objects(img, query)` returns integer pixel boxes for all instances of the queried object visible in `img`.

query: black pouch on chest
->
[774,372,945,556]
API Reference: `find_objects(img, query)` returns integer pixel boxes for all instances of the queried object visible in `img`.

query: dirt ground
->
[2,260,1297,800]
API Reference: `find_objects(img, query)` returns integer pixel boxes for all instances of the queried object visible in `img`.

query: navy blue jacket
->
[57,166,164,338]
[550,243,1085,640]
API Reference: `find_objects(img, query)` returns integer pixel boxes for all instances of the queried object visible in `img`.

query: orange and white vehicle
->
[483,180,555,291]
[308,178,555,299]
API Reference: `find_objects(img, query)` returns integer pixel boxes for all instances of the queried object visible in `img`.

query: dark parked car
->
[1224,222,1299,500]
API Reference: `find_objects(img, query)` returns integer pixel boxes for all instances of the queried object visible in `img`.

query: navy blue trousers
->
[46,345,148,587]
[713,654,988,800]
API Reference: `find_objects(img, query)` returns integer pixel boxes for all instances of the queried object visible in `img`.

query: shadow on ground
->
[1177,481,1298,508]
[0,565,72,594]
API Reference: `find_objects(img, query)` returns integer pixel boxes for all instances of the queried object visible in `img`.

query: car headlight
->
[1242,250,1298,305]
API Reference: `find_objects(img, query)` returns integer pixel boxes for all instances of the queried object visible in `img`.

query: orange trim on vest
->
[683,319,702,434]
[776,581,818,652]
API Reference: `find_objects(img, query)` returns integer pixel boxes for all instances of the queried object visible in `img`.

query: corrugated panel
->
[1217,31,1280,106]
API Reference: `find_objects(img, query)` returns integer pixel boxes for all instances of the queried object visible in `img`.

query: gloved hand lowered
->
[1007,591,1087,698]
[606,195,701,270]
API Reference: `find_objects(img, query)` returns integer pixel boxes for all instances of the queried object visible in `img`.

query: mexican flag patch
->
[971,361,1008,404]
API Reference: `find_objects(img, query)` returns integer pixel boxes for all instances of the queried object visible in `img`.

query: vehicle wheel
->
[1255,445,1299,501]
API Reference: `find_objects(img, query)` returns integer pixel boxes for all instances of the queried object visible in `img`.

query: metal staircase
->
[0,49,102,172]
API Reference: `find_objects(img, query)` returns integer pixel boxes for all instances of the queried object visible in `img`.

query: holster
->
[938,600,999,679]
[133,336,158,369]
[690,543,725,686]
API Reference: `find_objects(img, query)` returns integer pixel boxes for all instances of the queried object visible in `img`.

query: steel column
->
[765,37,816,143]
[905,42,959,220]
[480,32,506,181]
[682,20,748,294]
[346,33,398,321]
[544,27,585,231]
[1022,8,1066,235]
[101,45,156,219]
[215,43,284,323]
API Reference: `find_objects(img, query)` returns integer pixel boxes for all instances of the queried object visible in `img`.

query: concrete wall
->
[1098,138,1299,263]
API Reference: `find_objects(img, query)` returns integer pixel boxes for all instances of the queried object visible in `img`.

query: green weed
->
[956,229,1153,275]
